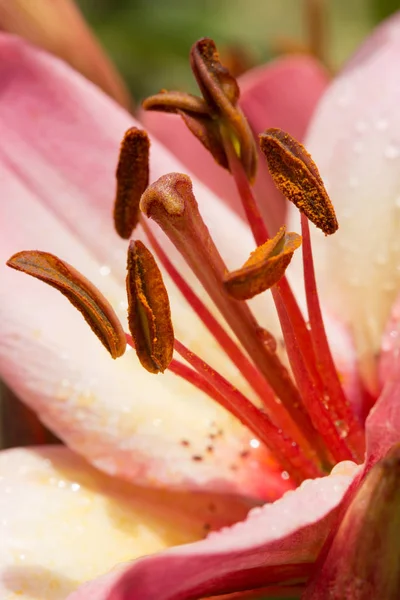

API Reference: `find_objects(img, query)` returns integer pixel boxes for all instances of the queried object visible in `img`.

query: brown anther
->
[260,128,338,235]
[190,38,257,182]
[114,127,150,239]
[224,226,302,300]
[190,38,240,110]
[126,240,174,373]
[7,251,126,359]
[178,111,228,170]
[142,90,208,115]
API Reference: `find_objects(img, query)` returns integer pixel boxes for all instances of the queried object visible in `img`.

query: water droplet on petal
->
[99,265,111,276]
[249,438,260,449]
[256,328,277,352]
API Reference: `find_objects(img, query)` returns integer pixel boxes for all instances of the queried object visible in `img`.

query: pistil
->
[141,220,275,405]
[140,173,328,463]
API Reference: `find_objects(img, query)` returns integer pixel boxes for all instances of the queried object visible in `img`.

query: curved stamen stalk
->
[223,125,330,428]
[300,214,365,460]
[140,173,328,462]
[274,288,352,464]
[221,127,269,246]
[141,220,276,406]
[174,339,322,481]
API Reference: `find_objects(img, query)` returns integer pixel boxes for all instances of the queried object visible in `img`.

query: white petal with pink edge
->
[0,446,252,600]
[0,159,287,498]
[290,12,400,392]
[67,465,358,600]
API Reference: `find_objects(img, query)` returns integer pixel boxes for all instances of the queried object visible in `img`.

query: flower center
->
[7,37,366,486]
[118,39,366,480]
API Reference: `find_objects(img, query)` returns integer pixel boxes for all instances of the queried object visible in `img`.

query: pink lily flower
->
[43,12,400,600]
[0,25,329,599]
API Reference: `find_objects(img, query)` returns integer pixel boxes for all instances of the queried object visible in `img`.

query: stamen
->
[174,339,322,481]
[7,250,126,359]
[114,127,150,239]
[224,126,325,413]
[141,221,275,405]
[142,90,209,115]
[223,226,302,301]
[301,214,365,459]
[190,38,240,109]
[126,240,174,373]
[140,173,328,461]
[221,128,269,245]
[261,127,365,459]
[259,128,338,235]
[274,288,353,463]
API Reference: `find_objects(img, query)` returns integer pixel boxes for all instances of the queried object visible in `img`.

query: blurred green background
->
[77,0,400,101]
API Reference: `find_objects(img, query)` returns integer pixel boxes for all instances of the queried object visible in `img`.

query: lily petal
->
[367,294,400,464]
[0,0,131,109]
[0,445,251,600]
[0,33,276,336]
[294,11,400,391]
[67,467,357,600]
[0,159,286,499]
[142,55,329,231]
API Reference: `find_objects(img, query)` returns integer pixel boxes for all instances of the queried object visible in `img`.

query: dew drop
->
[249,438,260,449]
[256,328,277,352]
[99,265,111,277]
[281,471,290,480]
[71,482,81,492]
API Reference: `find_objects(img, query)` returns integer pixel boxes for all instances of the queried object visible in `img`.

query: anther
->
[224,226,302,300]
[126,240,174,373]
[114,127,150,239]
[259,128,338,235]
[7,251,126,359]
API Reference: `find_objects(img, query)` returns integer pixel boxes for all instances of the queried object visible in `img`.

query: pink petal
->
[0,162,284,499]
[0,446,251,600]
[366,290,400,464]
[379,289,400,387]
[291,11,400,393]
[67,468,357,600]
[0,34,289,498]
[142,55,329,232]
[0,0,131,109]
